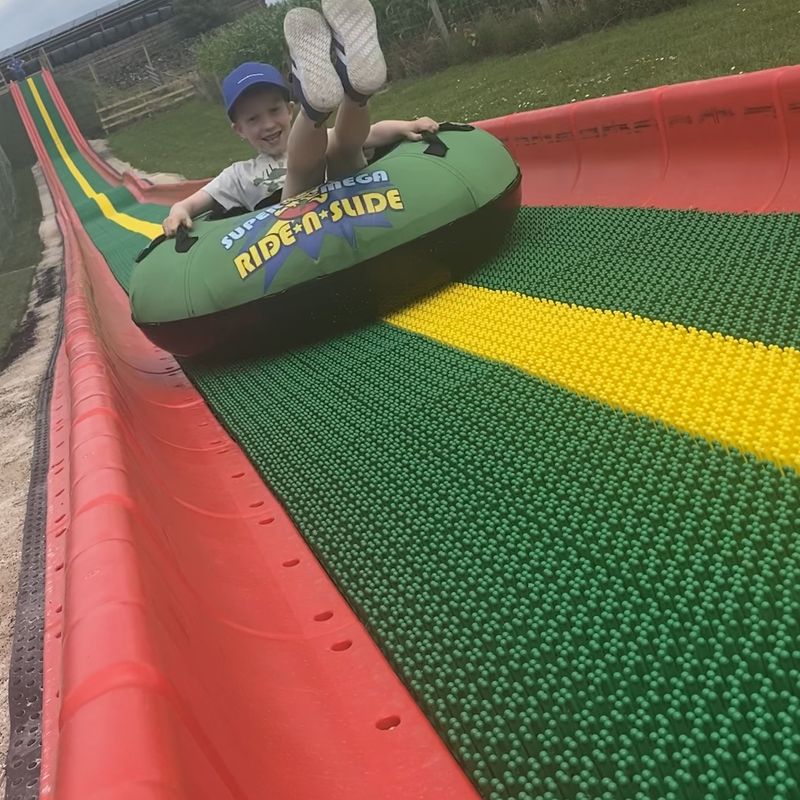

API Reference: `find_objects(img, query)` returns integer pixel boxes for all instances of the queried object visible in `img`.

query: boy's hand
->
[162,206,193,237]
[401,117,439,142]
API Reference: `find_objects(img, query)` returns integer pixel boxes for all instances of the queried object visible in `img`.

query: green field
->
[108,0,799,179]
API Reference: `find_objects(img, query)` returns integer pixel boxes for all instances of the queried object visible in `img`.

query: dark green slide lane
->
[23,71,800,800]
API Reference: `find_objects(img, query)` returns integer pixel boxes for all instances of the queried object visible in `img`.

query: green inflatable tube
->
[131,125,520,357]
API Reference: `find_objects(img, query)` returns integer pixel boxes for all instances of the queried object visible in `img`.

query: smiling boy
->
[163,0,438,236]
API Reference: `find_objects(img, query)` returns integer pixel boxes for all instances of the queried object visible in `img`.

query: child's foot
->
[284,8,344,124]
[321,0,387,104]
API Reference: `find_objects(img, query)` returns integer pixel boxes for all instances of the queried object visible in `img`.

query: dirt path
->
[0,165,62,794]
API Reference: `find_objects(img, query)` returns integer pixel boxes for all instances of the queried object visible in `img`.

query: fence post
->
[428,0,450,45]
[143,44,162,86]
[88,61,100,84]
[39,47,53,73]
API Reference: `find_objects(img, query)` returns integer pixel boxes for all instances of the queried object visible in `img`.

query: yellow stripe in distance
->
[27,78,162,240]
[386,284,800,472]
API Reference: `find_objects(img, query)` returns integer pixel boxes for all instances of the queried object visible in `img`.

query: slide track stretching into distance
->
[7,66,800,800]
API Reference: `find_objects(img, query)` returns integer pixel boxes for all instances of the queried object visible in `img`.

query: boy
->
[8,55,26,82]
[163,0,438,236]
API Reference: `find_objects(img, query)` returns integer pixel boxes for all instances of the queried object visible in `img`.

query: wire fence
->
[58,40,198,98]
[378,0,543,42]
[196,0,680,81]
[38,0,693,129]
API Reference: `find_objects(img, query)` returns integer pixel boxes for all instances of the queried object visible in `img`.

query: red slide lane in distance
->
[41,70,209,206]
[12,81,480,800]
[478,65,800,213]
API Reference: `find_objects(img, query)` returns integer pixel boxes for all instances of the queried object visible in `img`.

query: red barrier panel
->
[479,64,800,212]
[41,70,209,206]
[12,81,480,800]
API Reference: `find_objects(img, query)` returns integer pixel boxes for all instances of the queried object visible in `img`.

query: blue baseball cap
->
[223,62,290,118]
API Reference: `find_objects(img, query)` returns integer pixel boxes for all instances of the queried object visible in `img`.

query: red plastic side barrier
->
[478,65,800,212]
[12,81,480,800]
[41,70,208,206]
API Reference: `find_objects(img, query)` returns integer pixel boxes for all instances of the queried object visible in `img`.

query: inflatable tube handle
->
[422,122,475,157]
[135,225,199,263]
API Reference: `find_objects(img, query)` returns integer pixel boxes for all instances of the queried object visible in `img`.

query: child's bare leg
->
[326,96,370,180]
[284,111,329,199]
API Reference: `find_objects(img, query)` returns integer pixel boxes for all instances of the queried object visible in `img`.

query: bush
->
[0,93,35,169]
[195,0,311,82]
[57,77,104,139]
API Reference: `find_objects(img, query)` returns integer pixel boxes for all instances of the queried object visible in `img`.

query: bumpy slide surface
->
[8,67,800,800]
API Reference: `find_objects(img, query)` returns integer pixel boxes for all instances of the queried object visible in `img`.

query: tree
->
[173,0,229,38]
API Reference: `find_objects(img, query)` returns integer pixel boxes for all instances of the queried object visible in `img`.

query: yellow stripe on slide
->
[387,284,800,472]
[27,78,163,240]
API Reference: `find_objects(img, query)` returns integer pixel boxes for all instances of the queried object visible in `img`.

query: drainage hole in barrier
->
[55,563,64,572]
[330,640,352,652]
[55,514,66,524]
[250,500,264,508]
[258,517,275,526]
[55,528,66,538]
[314,611,333,622]
[376,715,401,731]
[54,632,62,640]
[209,439,222,446]
[217,448,230,455]
[55,605,63,614]
[232,472,245,479]
[283,558,300,568]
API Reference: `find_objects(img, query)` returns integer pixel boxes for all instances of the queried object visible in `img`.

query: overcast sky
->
[0,0,114,53]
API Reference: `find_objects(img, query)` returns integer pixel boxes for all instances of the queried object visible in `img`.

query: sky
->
[0,0,115,54]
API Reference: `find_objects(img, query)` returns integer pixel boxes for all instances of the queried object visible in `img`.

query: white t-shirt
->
[204,152,288,211]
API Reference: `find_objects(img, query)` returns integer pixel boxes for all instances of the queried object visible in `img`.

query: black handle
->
[421,122,475,158]
[135,224,198,263]
[174,224,199,253]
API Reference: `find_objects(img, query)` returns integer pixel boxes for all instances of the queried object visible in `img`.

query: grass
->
[371,0,799,121]
[109,98,253,178]
[0,167,44,362]
[108,0,799,179]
